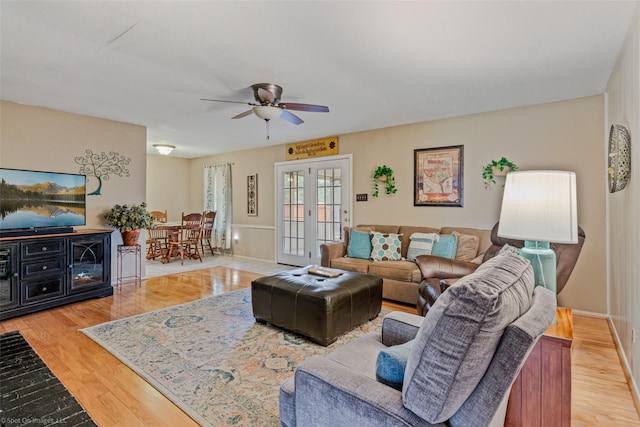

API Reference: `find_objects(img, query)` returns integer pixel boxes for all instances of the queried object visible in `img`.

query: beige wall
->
[186,146,283,260]
[344,97,606,314]
[1,92,608,315]
[155,95,607,313]
[606,6,640,401]
[146,154,190,222]
[0,100,148,280]
[340,98,605,237]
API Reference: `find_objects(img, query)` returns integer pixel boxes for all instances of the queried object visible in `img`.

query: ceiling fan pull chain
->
[266,119,270,141]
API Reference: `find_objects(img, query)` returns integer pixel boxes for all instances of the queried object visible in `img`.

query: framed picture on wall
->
[247,174,258,216]
[414,145,464,207]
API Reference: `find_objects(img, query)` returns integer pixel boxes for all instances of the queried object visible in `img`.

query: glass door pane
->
[281,170,305,257]
[315,167,344,258]
[0,244,18,309]
[69,237,107,293]
[276,156,351,267]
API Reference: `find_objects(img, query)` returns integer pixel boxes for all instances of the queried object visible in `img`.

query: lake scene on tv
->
[0,168,86,231]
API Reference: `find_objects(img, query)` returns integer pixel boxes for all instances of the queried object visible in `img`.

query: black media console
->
[0,229,113,320]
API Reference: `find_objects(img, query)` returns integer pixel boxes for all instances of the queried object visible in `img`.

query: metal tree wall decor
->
[75,149,131,195]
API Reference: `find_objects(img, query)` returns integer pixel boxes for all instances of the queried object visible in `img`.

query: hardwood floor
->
[1,266,639,426]
[571,314,640,426]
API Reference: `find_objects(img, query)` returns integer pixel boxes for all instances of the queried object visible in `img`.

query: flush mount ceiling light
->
[153,144,175,155]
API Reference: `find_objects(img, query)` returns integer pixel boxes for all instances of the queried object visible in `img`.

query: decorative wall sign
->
[608,124,631,193]
[247,174,258,216]
[414,145,464,207]
[75,149,131,196]
[286,137,338,160]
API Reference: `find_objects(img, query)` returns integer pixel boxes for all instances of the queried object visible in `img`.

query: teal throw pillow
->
[432,234,458,259]
[375,339,414,391]
[347,229,372,259]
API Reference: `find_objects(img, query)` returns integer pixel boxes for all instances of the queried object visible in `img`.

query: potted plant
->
[482,157,518,188]
[373,165,398,197]
[103,202,153,246]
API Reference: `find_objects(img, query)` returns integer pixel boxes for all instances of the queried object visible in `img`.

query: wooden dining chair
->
[165,213,203,265]
[146,227,169,260]
[182,212,202,228]
[150,210,168,224]
[200,211,216,256]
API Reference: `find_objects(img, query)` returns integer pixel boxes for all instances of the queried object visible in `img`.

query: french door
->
[275,155,352,266]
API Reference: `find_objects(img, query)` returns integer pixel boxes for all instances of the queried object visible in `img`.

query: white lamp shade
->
[498,170,578,243]
[252,106,282,120]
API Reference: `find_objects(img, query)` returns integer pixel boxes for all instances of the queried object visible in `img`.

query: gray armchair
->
[279,254,556,427]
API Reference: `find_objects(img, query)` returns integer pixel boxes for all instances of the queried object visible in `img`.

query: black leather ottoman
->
[251,267,383,346]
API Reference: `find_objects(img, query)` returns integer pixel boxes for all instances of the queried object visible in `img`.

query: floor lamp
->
[497,171,578,297]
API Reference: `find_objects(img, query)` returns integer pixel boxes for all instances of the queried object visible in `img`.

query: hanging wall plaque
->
[247,174,258,216]
[608,124,631,193]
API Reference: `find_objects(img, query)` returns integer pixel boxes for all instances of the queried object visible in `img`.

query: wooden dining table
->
[151,222,201,264]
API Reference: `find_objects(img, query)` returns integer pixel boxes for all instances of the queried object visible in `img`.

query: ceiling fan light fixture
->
[252,105,282,121]
[153,144,175,155]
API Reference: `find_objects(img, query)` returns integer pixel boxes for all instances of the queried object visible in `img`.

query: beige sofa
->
[320,225,492,305]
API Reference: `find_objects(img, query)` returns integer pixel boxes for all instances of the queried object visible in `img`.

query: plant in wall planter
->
[373,165,398,197]
[482,157,518,188]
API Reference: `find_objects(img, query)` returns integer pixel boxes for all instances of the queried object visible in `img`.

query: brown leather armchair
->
[416,221,586,316]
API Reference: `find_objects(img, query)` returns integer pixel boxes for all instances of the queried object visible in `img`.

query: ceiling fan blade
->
[231,110,254,119]
[280,109,304,125]
[256,88,276,105]
[278,102,329,113]
[200,98,256,106]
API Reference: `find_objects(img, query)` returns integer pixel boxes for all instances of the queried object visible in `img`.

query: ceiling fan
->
[201,83,329,140]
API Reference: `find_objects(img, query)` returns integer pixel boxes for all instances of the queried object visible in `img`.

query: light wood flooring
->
[1,264,639,426]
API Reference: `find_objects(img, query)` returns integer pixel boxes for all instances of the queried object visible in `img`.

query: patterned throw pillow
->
[347,229,372,259]
[432,234,458,259]
[407,232,439,262]
[370,231,402,261]
[497,243,521,256]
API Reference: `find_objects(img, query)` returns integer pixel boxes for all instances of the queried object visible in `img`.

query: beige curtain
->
[204,164,232,249]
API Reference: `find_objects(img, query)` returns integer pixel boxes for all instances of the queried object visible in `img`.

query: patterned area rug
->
[81,288,386,426]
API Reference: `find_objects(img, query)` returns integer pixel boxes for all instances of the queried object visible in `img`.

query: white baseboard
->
[607,317,640,417]
[230,254,278,264]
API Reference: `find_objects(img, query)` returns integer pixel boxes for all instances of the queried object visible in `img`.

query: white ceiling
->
[1,1,637,158]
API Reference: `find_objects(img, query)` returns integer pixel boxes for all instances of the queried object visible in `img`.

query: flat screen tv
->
[0,168,86,237]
